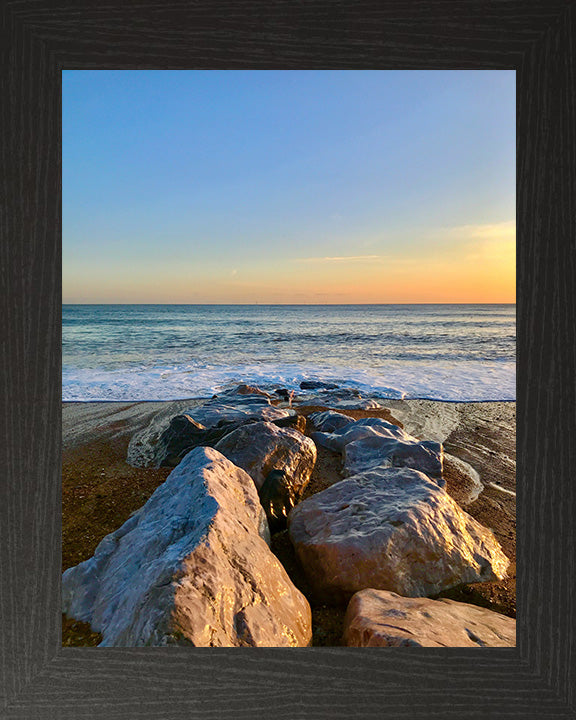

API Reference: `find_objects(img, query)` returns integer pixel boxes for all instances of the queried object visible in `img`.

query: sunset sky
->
[63,70,515,304]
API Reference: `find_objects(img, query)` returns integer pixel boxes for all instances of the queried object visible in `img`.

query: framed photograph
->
[2,1,574,717]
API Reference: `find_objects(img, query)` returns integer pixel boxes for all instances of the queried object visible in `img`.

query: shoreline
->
[62,397,516,646]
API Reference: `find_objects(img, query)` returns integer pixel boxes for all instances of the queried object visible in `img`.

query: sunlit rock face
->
[310,416,444,484]
[62,447,312,647]
[343,589,516,647]
[288,467,509,603]
[214,421,317,495]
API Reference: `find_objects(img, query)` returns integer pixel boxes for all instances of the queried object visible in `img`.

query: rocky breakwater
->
[289,411,509,621]
[131,386,316,532]
[62,446,312,647]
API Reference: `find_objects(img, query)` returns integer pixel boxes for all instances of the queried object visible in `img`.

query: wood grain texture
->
[1,0,575,717]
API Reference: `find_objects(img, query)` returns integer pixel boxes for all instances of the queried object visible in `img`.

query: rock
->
[300,380,340,390]
[258,469,297,533]
[308,410,355,433]
[220,384,273,398]
[343,589,515,647]
[214,421,317,495]
[288,467,509,603]
[153,413,307,468]
[126,400,199,468]
[185,396,294,428]
[443,453,484,507]
[273,414,307,433]
[153,414,244,467]
[311,417,408,452]
[343,436,444,484]
[296,386,383,410]
[310,417,444,483]
[62,447,312,647]
[136,407,304,469]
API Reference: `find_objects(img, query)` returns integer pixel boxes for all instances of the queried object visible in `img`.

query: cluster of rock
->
[309,411,444,480]
[288,408,514,646]
[63,383,515,648]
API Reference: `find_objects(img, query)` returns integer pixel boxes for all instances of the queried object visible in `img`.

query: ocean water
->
[62,304,516,402]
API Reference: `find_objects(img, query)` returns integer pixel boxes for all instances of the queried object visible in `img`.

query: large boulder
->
[214,421,317,495]
[343,589,516,647]
[310,417,444,483]
[128,391,297,468]
[288,467,509,603]
[62,447,312,647]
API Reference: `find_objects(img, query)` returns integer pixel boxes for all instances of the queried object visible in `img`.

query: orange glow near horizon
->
[63,222,516,305]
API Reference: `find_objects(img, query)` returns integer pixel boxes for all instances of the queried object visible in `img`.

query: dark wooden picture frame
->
[1,1,575,717]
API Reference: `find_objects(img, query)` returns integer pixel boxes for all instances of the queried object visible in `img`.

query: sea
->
[62,304,516,403]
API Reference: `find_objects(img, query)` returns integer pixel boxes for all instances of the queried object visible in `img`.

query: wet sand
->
[62,399,515,646]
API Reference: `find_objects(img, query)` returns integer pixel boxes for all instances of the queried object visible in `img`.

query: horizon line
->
[62,301,516,306]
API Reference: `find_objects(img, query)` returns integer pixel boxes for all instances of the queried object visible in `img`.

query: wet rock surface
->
[300,380,340,390]
[343,588,516,647]
[63,447,312,647]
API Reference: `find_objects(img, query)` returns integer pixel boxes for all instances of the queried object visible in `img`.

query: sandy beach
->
[62,398,515,647]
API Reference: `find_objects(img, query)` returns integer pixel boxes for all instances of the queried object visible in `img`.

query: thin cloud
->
[443,220,516,241]
[295,255,383,263]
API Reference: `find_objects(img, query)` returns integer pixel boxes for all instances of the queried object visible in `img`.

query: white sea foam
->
[62,360,516,403]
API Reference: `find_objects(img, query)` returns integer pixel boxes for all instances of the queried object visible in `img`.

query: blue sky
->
[63,70,515,303]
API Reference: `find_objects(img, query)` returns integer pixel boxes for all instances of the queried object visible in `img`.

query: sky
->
[63,70,515,304]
